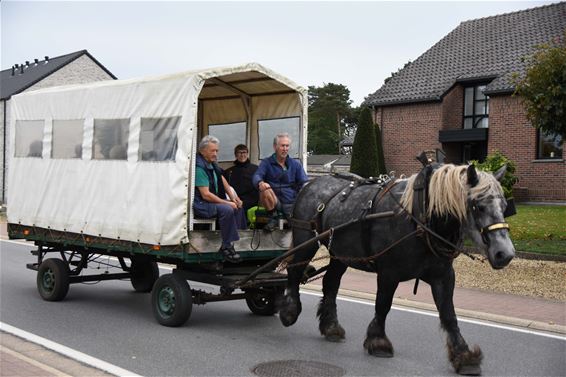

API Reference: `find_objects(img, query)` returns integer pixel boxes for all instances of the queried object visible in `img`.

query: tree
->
[513,33,566,141]
[374,122,387,175]
[308,83,354,154]
[350,107,379,178]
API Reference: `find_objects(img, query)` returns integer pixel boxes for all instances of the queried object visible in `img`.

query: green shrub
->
[471,151,518,198]
[350,107,378,178]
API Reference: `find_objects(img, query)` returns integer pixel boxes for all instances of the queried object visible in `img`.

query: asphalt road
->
[1,240,565,376]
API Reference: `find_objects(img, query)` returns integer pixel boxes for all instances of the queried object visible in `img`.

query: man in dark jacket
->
[223,144,259,213]
[252,133,308,231]
[193,135,246,262]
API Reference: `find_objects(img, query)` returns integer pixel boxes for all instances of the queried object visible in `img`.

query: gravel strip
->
[454,255,566,301]
[312,246,566,302]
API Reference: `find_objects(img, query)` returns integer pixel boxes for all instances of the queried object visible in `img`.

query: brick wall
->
[489,95,566,201]
[1,54,114,205]
[377,102,443,177]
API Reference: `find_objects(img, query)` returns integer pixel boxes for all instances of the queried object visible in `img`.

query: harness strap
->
[482,223,510,233]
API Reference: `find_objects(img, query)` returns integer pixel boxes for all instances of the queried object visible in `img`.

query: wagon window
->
[208,121,246,162]
[93,119,129,160]
[258,117,300,159]
[52,119,84,159]
[15,120,44,158]
[140,117,181,161]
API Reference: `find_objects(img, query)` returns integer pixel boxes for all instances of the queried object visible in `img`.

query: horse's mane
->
[399,164,503,221]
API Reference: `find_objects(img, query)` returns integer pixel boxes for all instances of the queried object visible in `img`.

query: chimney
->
[11,66,15,76]
[20,65,24,74]
[26,61,30,66]
[14,64,19,68]
[34,59,39,64]
[44,56,49,63]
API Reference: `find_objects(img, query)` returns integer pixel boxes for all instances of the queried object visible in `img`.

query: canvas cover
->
[7,63,308,245]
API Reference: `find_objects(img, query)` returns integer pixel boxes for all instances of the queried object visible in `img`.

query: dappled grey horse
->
[280,164,515,375]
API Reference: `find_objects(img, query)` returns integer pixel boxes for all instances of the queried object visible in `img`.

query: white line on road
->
[0,322,141,377]
[301,291,566,341]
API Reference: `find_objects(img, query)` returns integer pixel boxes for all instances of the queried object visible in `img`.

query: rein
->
[388,192,480,261]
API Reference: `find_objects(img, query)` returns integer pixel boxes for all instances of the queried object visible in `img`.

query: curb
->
[301,285,566,336]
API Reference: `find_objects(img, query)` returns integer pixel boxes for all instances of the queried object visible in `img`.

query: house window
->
[537,130,562,159]
[52,119,84,159]
[93,119,129,160]
[258,117,301,159]
[140,117,181,161]
[463,85,489,129]
[208,121,247,162]
[15,120,44,158]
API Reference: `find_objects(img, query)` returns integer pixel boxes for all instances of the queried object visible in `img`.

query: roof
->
[1,50,117,100]
[308,154,351,166]
[366,2,566,106]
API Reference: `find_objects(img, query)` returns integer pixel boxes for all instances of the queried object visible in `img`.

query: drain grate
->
[252,360,346,377]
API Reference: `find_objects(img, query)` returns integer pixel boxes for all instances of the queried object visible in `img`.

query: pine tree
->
[350,107,379,178]
[375,123,387,175]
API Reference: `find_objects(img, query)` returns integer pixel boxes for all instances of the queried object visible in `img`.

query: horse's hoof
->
[363,337,394,358]
[458,365,481,376]
[369,350,394,358]
[278,296,301,327]
[325,333,345,342]
[279,310,298,327]
[321,323,345,342]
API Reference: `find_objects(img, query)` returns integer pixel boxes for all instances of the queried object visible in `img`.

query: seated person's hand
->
[226,200,238,210]
[235,197,243,208]
[259,181,271,192]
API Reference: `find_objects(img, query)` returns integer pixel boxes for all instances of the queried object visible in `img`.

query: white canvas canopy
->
[7,63,308,246]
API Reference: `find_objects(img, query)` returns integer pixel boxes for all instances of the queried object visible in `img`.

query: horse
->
[279,163,515,376]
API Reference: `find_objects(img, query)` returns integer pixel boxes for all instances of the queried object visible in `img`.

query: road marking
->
[0,322,141,377]
[301,291,566,341]
[0,238,33,246]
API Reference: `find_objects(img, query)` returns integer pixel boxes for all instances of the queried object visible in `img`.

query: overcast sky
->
[1,1,556,105]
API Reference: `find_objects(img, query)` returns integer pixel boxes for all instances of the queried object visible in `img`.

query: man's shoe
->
[219,245,241,263]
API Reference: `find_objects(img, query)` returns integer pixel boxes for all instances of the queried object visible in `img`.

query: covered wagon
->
[7,63,309,325]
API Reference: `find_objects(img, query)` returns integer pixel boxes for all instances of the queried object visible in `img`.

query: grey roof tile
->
[366,2,566,106]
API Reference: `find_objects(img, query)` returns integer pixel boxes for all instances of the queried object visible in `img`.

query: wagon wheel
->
[151,273,192,327]
[130,259,159,293]
[245,287,284,316]
[37,258,70,301]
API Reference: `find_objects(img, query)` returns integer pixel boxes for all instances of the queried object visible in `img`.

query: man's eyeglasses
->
[236,151,248,155]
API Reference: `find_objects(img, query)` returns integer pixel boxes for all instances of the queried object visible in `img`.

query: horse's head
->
[465,165,515,269]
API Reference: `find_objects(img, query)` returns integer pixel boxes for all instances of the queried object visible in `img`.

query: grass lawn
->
[507,204,566,255]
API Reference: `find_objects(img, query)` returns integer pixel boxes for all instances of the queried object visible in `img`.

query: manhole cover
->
[252,360,346,377]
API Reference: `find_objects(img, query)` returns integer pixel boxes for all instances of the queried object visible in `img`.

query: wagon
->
[6,63,310,326]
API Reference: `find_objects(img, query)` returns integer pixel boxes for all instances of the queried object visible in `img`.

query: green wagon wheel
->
[37,258,70,301]
[157,286,176,315]
[151,273,192,327]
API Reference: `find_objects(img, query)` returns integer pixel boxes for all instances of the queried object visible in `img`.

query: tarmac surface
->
[1,220,565,377]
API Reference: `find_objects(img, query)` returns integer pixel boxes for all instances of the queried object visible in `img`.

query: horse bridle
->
[470,198,510,245]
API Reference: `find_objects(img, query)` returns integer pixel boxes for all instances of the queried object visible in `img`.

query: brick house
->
[1,50,116,204]
[365,3,565,202]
